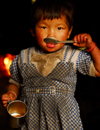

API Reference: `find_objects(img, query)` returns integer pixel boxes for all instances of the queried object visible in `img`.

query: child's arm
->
[73,33,100,77]
[1,84,19,108]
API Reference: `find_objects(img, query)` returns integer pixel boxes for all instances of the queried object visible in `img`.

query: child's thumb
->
[8,92,16,101]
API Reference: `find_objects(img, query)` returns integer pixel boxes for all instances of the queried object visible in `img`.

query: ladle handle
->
[57,40,78,43]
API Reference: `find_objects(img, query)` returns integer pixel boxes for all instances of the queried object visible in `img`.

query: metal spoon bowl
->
[44,37,78,44]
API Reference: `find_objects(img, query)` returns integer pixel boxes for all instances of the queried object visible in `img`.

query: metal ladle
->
[44,37,78,44]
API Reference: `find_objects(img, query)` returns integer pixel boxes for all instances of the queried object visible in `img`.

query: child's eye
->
[58,27,62,30]
[42,26,47,29]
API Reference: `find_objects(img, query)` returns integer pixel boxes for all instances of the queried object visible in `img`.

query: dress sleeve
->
[9,55,22,88]
[76,50,96,77]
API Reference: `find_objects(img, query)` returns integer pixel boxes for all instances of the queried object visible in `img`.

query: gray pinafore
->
[11,46,83,130]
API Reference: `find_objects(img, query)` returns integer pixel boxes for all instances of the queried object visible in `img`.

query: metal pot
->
[7,100,28,128]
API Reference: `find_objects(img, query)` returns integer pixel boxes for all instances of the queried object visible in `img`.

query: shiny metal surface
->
[7,100,28,128]
[44,37,77,44]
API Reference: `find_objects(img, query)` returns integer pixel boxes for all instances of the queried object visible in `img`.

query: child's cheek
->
[36,33,44,44]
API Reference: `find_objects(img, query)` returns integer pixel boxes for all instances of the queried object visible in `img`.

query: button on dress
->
[9,45,95,130]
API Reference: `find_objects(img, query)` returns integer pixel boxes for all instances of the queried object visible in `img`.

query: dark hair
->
[31,0,74,33]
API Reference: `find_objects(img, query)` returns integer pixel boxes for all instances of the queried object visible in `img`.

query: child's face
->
[35,15,72,52]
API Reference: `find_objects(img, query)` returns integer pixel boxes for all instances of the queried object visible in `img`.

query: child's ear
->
[30,29,35,36]
[67,26,73,39]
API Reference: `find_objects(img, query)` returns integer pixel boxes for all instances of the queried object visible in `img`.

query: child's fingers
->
[1,92,15,107]
[3,102,8,108]
[2,100,8,104]
[73,35,78,42]
[2,100,8,108]
[74,33,92,43]
[1,93,10,101]
[1,93,10,108]
[74,34,85,43]
[77,34,81,43]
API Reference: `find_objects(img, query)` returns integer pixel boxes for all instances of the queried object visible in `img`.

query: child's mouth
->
[46,43,56,48]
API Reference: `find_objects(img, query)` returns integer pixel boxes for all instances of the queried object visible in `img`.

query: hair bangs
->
[31,0,74,32]
[43,11,61,20]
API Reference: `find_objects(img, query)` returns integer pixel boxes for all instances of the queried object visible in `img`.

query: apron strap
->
[63,46,76,62]
[20,48,31,64]
[63,46,81,72]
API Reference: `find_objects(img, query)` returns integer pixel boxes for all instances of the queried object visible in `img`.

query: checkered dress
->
[10,46,95,130]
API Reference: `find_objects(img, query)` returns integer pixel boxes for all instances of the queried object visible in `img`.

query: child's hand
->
[1,92,16,108]
[73,33,94,50]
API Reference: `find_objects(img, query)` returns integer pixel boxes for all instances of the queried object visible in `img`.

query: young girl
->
[1,0,100,129]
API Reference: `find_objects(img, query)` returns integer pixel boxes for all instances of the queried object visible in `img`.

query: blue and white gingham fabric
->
[10,46,94,130]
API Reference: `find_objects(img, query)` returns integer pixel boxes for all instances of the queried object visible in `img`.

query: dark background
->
[0,0,100,130]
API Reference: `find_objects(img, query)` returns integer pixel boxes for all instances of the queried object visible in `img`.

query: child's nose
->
[47,29,55,37]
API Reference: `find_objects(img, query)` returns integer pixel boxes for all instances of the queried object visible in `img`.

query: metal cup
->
[7,100,28,128]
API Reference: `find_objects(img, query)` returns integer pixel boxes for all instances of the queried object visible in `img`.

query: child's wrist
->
[8,90,17,99]
[86,42,96,52]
